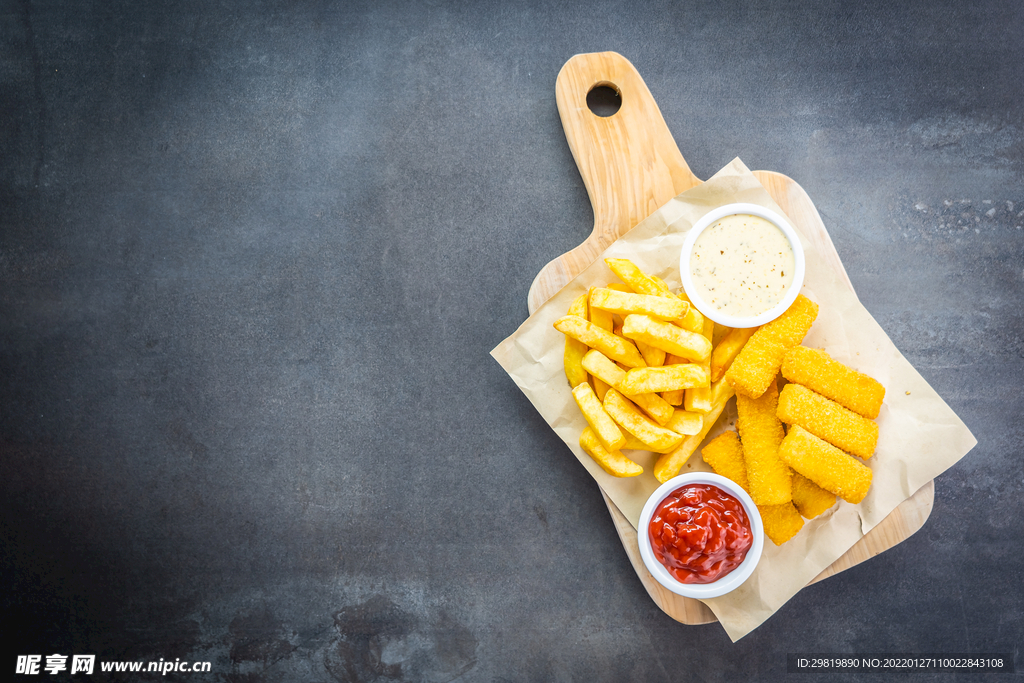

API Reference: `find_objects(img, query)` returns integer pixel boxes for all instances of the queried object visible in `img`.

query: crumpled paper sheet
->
[490,158,976,641]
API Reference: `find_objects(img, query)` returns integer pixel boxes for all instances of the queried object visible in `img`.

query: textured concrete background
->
[2,0,1022,681]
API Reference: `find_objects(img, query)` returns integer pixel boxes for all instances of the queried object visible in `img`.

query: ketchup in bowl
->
[648,483,754,584]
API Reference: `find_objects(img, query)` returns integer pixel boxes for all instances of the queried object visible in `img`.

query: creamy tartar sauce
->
[689,214,795,318]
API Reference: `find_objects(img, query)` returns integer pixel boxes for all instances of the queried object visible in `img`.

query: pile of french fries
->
[555,258,887,546]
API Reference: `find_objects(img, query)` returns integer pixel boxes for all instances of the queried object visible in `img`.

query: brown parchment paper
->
[490,158,977,641]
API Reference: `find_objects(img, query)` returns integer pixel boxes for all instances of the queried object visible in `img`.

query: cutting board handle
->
[527,51,702,312]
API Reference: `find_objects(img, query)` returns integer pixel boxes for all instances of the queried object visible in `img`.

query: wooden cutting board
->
[528,51,935,625]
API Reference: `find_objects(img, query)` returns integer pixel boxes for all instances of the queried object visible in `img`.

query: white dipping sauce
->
[689,214,795,318]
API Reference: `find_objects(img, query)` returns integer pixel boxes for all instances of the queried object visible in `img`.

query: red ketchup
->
[648,484,753,584]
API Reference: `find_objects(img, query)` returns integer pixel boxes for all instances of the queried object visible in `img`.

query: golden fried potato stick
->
[759,503,805,546]
[553,315,646,368]
[736,379,792,506]
[782,346,886,419]
[603,389,684,453]
[666,409,703,436]
[606,283,633,293]
[571,382,625,451]
[792,472,837,519]
[604,258,703,331]
[778,426,873,504]
[592,376,611,402]
[701,431,749,491]
[604,258,670,296]
[669,287,704,333]
[725,294,819,399]
[685,317,715,412]
[621,433,651,450]
[581,349,674,425]
[587,286,615,333]
[660,353,686,406]
[710,326,757,382]
[589,287,689,321]
[653,378,735,482]
[563,294,590,388]
[621,314,712,362]
[636,340,667,368]
[579,427,643,477]
[618,364,708,395]
[777,383,879,460]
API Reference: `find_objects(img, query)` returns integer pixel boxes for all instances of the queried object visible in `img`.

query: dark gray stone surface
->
[2,0,1021,680]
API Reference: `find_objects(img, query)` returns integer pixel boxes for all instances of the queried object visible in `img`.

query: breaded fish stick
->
[710,326,757,382]
[702,431,805,544]
[725,294,818,399]
[579,427,643,477]
[791,473,837,519]
[758,503,805,546]
[701,431,749,492]
[736,379,792,506]
[778,426,872,504]
[653,378,735,482]
[781,346,886,419]
[777,383,879,460]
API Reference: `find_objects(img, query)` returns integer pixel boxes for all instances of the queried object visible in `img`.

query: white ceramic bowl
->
[638,472,764,599]
[679,203,805,328]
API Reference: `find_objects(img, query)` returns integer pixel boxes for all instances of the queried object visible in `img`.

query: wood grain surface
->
[529,51,935,626]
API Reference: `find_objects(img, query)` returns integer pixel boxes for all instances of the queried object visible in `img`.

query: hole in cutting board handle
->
[586,83,621,117]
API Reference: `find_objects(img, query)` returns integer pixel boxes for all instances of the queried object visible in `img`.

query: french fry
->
[736,379,792,506]
[759,503,805,546]
[571,383,625,451]
[791,473,837,519]
[581,350,674,425]
[669,287,704,333]
[621,314,712,362]
[660,353,686,406]
[592,377,611,402]
[712,323,732,348]
[684,317,715,412]
[579,427,643,477]
[587,287,614,332]
[563,294,590,388]
[776,383,879,460]
[666,409,703,436]
[725,294,818,399]
[653,377,735,482]
[701,431,749,491]
[606,283,633,293]
[605,258,671,296]
[710,326,757,382]
[618,364,708,395]
[621,433,650,450]
[589,288,689,321]
[553,315,646,368]
[636,340,667,368]
[781,346,886,419]
[603,389,684,453]
[778,425,873,504]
